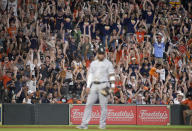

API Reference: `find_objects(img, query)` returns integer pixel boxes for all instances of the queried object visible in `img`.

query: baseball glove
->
[100,87,112,97]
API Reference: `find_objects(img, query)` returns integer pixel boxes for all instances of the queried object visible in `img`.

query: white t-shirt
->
[1,0,7,11]
[23,98,32,104]
[8,0,17,16]
[128,80,136,89]
[156,69,165,81]
[26,61,36,75]
[26,80,36,93]
[174,98,185,104]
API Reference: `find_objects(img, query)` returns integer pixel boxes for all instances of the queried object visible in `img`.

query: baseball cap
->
[157,32,163,36]
[131,57,136,60]
[177,92,184,97]
[97,45,105,54]
[126,84,132,89]
[28,90,33,94]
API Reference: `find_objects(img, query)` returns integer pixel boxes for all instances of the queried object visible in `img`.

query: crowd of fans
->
[0,0,192,107]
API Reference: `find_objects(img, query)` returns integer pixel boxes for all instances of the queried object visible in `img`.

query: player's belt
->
[93,81,108,84]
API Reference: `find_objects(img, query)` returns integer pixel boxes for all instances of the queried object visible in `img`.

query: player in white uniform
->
[77,46,115,129]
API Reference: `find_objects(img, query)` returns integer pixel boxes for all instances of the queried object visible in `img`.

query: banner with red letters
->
[69,105,170,125]
[137,105,170,125]
[70,105,137,125]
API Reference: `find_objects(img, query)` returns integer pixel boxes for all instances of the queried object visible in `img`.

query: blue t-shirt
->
[64,21,72,30]
[124,18,136,33]
[111,23,122,35]
[143,11,154,24]
[30,36,38,49]
[49,14,55,31]
[55,14,64,30]
[79,22,89,35]
[100,24,111,36]
[42,14,50,24]
[154,42,165,58]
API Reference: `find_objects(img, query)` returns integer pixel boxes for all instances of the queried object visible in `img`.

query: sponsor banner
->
[0,104,2,125]
[70,105,136,125]
[137,106,170,125]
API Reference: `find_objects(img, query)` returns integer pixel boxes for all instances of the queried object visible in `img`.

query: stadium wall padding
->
[1,104,190,125]
[3,104,69,125]
[170,104,190,125]
[36,104,69,125]
[3,104,35,125]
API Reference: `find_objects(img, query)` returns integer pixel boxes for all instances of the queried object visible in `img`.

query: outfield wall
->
[3,104,69,125]
[1,104,190,125]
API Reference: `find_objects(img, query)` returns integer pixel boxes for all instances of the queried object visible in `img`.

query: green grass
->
[0,125,192,131]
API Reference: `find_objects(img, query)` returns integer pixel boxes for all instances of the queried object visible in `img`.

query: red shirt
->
[0,75,12,89]
[86,60,91,69]
[114,81,122,93]
[182,99,192,110]
[136,31,145,43]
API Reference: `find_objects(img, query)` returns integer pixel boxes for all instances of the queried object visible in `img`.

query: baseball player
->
[77,45,115,129]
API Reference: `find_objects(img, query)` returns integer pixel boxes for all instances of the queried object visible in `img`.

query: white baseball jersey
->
[87,58,114,88]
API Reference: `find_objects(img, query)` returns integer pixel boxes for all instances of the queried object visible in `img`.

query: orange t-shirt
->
[1,75,12,89]
[178,45,187,54]
[73,9,78,18]
[1,62,12,69]
[86,60,91,69]
[67,99,82,104]
[67,99,73,104]
[136,31,145,43]
[186,51,192,63]
[7,26,17,37]
[182,99,192,110]
[127,98,132,104]
[116,50,122,64]
[76,100,82,104]
[114,81,122,94]
[188,38,192,46]
[56,101,63,104]
[168,56,180,67]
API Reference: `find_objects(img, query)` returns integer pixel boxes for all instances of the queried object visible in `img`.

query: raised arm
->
[57,82,61,97]
[134,45,140,64]
[147,0,154,10]
[63,31,68,56]
[88,25,92,44]
[143,0,147,11]
[37,49,42,66]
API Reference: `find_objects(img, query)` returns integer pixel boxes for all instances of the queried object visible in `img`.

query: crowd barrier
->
[0,104,190,125]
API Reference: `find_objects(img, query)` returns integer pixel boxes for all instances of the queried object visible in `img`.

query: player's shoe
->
[98,126,106,130]
[76,125,88,129]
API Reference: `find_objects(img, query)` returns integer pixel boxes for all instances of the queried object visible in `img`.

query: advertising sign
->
[70,105,136,125]
[137,105,170,125]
